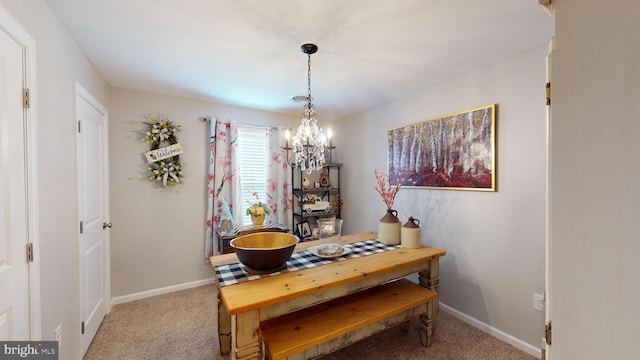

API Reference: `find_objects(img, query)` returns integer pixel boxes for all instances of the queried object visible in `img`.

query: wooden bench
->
[259,279,438,360]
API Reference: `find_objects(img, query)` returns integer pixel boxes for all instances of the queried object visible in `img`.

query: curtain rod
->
[198,116,285,129]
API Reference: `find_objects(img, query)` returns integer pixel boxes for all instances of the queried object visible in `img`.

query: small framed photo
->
[297,221,312,239]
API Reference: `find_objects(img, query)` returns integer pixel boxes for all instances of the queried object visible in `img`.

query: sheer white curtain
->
[265,125,293,230]
[204,119,242,258]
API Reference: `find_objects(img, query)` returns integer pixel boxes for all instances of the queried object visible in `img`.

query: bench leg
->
[218,289,231,355]
[419,301,435,347]
[418,257,440,347]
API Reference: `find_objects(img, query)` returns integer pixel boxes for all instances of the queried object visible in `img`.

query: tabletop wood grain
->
[210,232,446,315]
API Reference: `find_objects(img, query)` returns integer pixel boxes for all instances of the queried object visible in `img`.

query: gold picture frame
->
[387,104,496,191]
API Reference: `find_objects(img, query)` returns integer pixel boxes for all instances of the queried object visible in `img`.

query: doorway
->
[0,6,41,340]
[75,82,111,355]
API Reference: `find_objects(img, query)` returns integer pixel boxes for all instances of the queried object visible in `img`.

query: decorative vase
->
[401,216,422,248]
[378,209,401,245]
[251,214,265,227]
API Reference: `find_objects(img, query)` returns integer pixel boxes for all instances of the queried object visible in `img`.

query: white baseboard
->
[111,278,215,306]
[440,302,541,359]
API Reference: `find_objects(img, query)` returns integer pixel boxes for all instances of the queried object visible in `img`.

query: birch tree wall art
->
[387,104,496,191]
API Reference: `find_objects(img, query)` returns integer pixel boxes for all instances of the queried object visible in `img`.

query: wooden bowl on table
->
[230,232,299,274]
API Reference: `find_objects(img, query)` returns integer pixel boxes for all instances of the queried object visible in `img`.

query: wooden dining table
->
[209,231,446,360]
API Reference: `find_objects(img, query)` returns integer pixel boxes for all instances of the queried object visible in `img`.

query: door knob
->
[103,222,112,229]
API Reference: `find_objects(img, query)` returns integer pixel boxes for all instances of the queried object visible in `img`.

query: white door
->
[76,83,110,355]
[0,20,30,340]
[544,37,554,359]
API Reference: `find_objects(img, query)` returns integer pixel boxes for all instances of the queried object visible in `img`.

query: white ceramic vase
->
[378,209,401,245]
[401,216,422,248]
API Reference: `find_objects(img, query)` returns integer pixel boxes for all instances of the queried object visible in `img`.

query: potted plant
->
[246,192,271,227]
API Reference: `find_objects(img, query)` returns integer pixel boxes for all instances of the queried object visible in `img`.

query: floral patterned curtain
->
[266,125,293,230]
[205,119,241,258]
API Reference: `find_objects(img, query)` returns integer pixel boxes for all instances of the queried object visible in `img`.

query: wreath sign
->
[139,113,185,187]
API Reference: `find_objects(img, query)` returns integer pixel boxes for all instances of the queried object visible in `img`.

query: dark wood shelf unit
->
[291,163,341,240]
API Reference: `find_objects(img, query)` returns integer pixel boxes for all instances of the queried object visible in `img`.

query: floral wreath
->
[138,112,185,187]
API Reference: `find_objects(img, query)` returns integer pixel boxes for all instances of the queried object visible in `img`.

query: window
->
[237,125,269,225]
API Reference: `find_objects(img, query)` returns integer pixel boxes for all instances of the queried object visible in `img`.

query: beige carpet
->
[84,284,537,360]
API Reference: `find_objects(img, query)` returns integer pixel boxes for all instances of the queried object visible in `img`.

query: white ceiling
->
[46,0,554,119]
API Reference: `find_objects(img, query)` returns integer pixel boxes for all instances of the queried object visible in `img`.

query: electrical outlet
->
[54,325,62,343]
[533,293,544,311]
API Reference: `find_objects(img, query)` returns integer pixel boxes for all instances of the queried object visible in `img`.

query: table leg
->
[231,310,261,360]
[418,257,440,347]
[218,289,231,355]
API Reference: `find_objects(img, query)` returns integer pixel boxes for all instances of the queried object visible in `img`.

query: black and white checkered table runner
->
[215,239,401,287]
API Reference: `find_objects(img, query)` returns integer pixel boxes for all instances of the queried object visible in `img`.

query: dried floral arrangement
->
[373,168,401,210]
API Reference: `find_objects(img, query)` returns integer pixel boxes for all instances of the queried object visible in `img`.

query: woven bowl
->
[230,232,299,274]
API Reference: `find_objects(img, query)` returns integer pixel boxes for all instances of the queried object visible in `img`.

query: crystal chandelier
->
[285,43,328,174]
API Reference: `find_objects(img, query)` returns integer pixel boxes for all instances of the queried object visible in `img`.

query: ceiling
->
[46,0,554,120]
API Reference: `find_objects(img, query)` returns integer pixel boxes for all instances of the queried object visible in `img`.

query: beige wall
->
[551,1,640,358]
[108,88,297,297]
[338,45,549,352]
[0,1,110,359]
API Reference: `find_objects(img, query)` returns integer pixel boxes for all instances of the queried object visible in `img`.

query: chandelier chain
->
[307,54,312,105]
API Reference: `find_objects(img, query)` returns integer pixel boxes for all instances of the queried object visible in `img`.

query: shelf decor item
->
[319,168,330,188]
[138,112,185,187]
[246,192,270,227]
[374,168,402,245]
[296,221,312,239]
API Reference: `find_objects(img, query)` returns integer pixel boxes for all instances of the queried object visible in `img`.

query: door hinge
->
[81,321,85,335]
[23,88,30,108]
[26,243,33,263]
[545,82,551,106]
[80,221,84,234]
[545,321,552,345]
[77,120,81,133]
